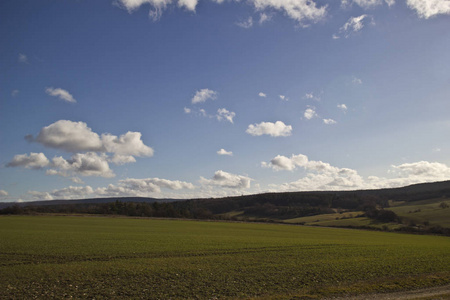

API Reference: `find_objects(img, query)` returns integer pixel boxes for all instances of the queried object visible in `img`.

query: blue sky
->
[1,0,450,201]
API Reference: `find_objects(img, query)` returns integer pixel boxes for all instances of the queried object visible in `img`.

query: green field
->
[1,216,449,299]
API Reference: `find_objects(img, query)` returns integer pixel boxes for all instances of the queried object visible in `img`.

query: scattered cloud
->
[7,153,50,169]
[116,0,176,20]
[216,108,236,123]
[246,121,292,137]
[200,170,252,189]
[259,12,272,24]
[249,0,327,25]
[342,0,394,9]
[191,88,217,104]
[259,92,267,97]
[335,15,373,39]
[323,118,337,125]
[406,0,450,18]
[184,107,191,114]
[304,92,320,101]
[109,154,137,165]
[352,76,362,84]
[18,53,27,63]
[0,190,8,197]
[304,106,318,120]
[217,148,233,156]
[29,186,94,200]
[45,87,77,103]
[178,0,198,11]
[102,131,154,157]
[236,16,253,28]
[279,95,288,101]
[337,103,348,112]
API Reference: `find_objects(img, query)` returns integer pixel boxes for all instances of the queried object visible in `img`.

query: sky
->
[1,0,450,202]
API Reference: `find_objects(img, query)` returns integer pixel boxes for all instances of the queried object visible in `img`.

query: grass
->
[1,215,450,299]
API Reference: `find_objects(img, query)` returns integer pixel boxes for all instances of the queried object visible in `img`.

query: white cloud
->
[96,177,195,197]
[323,118,337,125]
[32,120,104,152]
[102,131,154,157]
[236,16,253,28]
[116,0,174,20]
[250,0,327,25]
[406,0,450,18]
[337,103,348,112]
[71,177,84,184]
[342,0,393,8]
[304,92,320,101]
[18,53,27,63]
[0,190,8,197]
[216,108,236,123]
[184,107,191,114]
[29,186,94,200]
[217,148,233,156]
[200,170,252,189]
[336,15,372,39]
[11,90,19,97]
[29,120,153,157]
[304,107,318,120]
[264,153,450,192]
[45,87,77,103]
[7,153,50,169]
[352,76,363,84]
[178,0,198,11]
[109,154,137,165]
[246,121,292,137]
[259,12,272,24]
[258,92,267,97]
[279,95,288,101]
[51,152,115,178]
[191,88,217,104]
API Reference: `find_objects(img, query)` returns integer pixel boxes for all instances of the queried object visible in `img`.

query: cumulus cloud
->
[216,108,236,123]
[264,153,450,192]
[236,16,253,28]
[0,190,8,197]
[109,154,137,165]
[200,170,252,189]
[32,120,103,152]
[337,103,348,112]
[96,177,195,197]
[246,121,292,137]
[217,148,233,156]
[304,106,318,120]
[116,0,175,20]
[258,92,267,97]
[406,0,450,18]
[184,107,191,114]
[102,131,154,157]
[335,15,372,39]
[28,120,153,157]
[191,89,217,104]
[304,92,320,101]
[18,53,27,63]
[51,152,115,178]
[45,87,77,103]
[323,118,337,125]
[7,153,50,169]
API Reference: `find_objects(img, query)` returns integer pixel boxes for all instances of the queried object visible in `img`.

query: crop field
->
[1,216,449,299]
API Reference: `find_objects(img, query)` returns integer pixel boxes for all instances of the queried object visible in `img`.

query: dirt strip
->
[327,284,450,300]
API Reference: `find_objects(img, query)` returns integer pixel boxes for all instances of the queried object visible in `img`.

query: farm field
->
[1,216,450,299]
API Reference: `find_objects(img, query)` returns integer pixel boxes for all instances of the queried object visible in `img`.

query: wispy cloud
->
[334,15,373,39]
[46,87,77,103]
[236,17,253,28]
[191,88,217,104]
[18,53,28,63]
